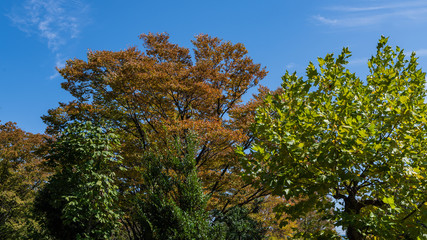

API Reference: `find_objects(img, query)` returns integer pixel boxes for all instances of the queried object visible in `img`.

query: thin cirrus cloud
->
[348,57,368,66]
[412,49,427,57]
[313,1,427,27]
[8,0,89,77]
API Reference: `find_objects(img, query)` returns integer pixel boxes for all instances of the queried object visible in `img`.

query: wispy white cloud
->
[348,57,368,66]
[313,13,386,27]
[328,1,427,12]
[313,15,339,25]
[8,0,89,77]
[285,62,296,70]
[313,1,427,27]
[414,49,427,57]
[404,48,427,57]
[49,53,66,79]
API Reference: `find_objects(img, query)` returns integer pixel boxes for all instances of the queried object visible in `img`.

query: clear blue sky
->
[2,0,427,134]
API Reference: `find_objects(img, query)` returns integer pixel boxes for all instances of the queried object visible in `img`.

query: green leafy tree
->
[121,131,269,240]
[35,121,122,240]
[241,37,427,239]
[128,133,212,239]
[210,205,267,240]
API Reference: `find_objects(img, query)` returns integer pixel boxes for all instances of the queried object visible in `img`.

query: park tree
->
[41,33,275,230]
[241,37,427,239]
[34,121,122,240]
[0,121,50,239]
[128,132,217,239]
[210,204,267,240]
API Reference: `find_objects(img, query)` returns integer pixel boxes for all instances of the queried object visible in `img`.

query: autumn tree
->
[35,121,122,240]
[41,33,272,229]
[0,121,50,239]
[241,37,427,239]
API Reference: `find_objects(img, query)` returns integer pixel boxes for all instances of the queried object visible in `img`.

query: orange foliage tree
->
[42,33,279,232]
[0,122,50,239]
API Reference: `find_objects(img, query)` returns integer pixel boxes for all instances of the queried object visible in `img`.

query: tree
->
[35,121,122,240]
[41,33,271,230]
[0,121,49,239]
[127,132,212,239]
[210,205,267,240]
[241,37,427,239]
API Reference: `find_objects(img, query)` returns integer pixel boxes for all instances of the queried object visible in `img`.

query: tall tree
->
[128,132,213,239]
[0,121,49,239]
[241,37,427,239]
[35,121,122,240]
[41,33,269,218]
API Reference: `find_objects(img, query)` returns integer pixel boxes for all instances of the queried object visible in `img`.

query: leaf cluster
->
[41,32,276,236]
[0,121,50,239]
[35,121,122,240]
[243,36,427,239]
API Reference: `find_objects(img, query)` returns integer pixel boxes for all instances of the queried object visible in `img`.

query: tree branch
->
[400,201,425,222]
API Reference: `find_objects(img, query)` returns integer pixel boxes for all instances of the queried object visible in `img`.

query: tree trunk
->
[344,195,364,240]
[346,225,364,240]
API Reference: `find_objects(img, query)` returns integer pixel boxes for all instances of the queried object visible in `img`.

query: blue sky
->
[2,0,427,133]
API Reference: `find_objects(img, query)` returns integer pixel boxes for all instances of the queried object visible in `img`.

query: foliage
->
[292,209,340,239]
[35,121,122,240]
[0,121,50,239]
[250,195,317,239]
[41,33,276,231]
[126,133,212,239]
[210,205,267,240]
[241,37,427,239]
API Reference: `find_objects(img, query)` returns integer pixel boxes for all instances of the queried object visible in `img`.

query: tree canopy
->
[129,132,212,239]
[35,121,122,239]
[4,33,426,239]
[241,37,427,239]
[41,32,278,233]
[0,121,49,239]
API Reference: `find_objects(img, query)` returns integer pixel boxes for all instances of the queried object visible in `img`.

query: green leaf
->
[383,197,395,209]
[359,129,368,138]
